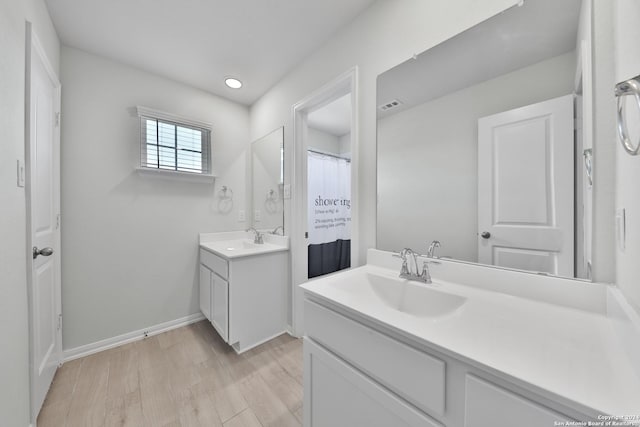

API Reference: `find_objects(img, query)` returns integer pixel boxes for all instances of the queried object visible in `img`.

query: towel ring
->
[615,75,640,156]
[219,185,233,199]
[266,189,278,201]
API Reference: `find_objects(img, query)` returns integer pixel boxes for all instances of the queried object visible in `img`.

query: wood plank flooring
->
[37,321,303,427]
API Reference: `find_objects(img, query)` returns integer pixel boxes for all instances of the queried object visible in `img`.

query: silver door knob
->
[33,246,54,259]
[480,232,491,239]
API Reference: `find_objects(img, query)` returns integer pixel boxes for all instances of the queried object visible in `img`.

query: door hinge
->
[55,112,60,127]
[56,214,61,230]
[305,231,308,239]
[57,314,62,331]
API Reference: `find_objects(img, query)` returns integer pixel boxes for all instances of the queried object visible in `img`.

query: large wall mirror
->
[376,0,604,281]
[251,127,284,232]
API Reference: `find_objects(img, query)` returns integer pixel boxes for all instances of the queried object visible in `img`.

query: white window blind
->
[137,107,212,175]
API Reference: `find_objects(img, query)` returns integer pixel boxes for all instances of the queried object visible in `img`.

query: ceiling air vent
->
[378,99,403,112]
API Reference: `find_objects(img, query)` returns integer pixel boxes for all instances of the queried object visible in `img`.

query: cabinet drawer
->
[200,248,228,279]
[464,375,574,427]
[305,300,446,417]
[305,338,442,427]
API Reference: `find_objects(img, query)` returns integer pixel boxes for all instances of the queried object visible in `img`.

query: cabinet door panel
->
[464,375,574,427]
[305,300,446,416]
[211,274,229,342]
[199,265,211,320]
[305,338,442,427]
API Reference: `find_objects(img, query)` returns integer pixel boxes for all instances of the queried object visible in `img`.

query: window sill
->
[136,167,216,183]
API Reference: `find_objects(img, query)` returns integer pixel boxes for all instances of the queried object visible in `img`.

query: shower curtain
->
[307,151,351,278]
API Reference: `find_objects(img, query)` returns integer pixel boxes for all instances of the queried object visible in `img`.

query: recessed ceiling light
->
[225,77,242,89]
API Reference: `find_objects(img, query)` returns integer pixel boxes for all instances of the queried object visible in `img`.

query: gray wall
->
[0,0,60,424]
[308,127,341,154]
[60,47,251,350]
[339,133,351,158]
[377,51,576,259]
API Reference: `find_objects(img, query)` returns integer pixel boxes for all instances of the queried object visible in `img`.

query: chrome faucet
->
[270,225,284,235]
[427,240,441,258]
[246,227,264,244]
[399,248,432,284]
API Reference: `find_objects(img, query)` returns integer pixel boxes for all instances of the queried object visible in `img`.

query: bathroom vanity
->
[301,249,640,427]
[199,231,289,353]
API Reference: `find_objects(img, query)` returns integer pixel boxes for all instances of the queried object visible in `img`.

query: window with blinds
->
[137,107,211,176]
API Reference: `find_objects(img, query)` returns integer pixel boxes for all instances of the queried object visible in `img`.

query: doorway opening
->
[291,68,358,336]
[306,94,352,279]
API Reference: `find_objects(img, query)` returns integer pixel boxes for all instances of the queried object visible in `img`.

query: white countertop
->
[301,260,640,418]
[199,230,289,259]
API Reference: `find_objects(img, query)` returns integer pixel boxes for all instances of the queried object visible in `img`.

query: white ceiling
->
[45,0,376,105]
[308,94,352,137]
[377,0,581,118]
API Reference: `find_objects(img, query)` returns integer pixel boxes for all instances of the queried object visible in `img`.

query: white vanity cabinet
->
[303,298,591,427]
[199,246,287,353]
[199,250,229,342]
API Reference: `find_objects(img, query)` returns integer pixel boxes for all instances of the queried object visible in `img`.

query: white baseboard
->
[62,313,205,362]
[286,323,300,338]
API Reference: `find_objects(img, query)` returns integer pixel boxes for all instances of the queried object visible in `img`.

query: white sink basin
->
[315,268,467,318]
[200,233,289,259]
[219,240,262,251]
[366,273,466,318]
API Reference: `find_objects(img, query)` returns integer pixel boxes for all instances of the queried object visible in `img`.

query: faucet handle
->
[427,240,441,258]
[270,225,284,235]
[400,260,409,275]
[420,261,433,284]
[246,227,264,244]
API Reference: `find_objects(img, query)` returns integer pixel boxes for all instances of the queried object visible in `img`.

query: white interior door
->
[27,26,62,421]
[478,94,574,276]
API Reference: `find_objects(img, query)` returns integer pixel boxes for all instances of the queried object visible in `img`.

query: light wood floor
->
[37,321,303,427]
